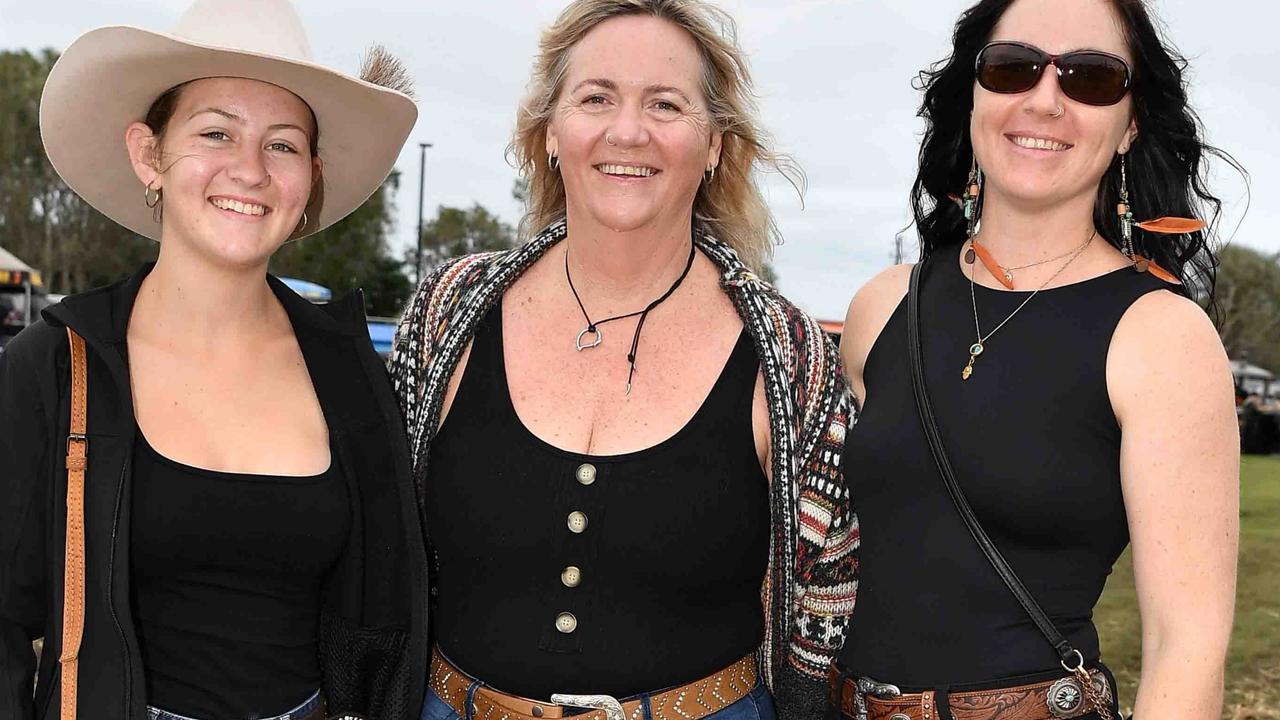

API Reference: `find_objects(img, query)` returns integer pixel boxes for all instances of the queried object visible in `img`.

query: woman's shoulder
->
[412,248,521,315]
[1,317,69,370]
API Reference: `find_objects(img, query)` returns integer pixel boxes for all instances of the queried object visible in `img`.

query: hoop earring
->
[144,181,161,209]
[705,164,716,183]
[297,210,309,234]
[962,154,983,239]
[548,153,559,171]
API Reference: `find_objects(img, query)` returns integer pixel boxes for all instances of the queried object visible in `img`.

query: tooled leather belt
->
[429,647,758,720]
[828,666,1114,720]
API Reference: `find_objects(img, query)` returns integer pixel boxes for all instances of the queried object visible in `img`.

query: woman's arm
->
[1108,290,1239,719]
[0,327,55,720]
[838,264,912,405]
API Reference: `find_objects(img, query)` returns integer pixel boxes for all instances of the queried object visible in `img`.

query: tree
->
[0,49,154,293]
[413,203,517,274]
[270,171,411,317]
[1216,244,1280,371]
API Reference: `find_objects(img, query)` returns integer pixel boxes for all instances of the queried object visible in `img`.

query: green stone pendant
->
[962,342,984,381]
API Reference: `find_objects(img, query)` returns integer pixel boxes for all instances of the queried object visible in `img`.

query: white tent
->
[0,246,35,273]
[0,246,39,328]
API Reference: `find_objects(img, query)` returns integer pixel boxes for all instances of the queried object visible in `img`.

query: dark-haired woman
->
[0,2,427,718]
[831,0,1238,718]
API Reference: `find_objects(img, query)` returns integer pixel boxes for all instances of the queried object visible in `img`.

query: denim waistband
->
[146,689,323,720]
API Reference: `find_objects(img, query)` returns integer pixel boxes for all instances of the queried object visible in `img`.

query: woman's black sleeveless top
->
[837,252,1169,686]
[425,303,770,699]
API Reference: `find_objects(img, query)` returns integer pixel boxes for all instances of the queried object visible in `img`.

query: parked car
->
[278,277,395,359]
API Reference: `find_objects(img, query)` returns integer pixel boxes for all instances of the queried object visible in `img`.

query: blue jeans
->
[147,689,323,720]
[421,682,776,720]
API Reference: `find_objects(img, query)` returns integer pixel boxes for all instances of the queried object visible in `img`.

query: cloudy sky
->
[0,0,1268,319]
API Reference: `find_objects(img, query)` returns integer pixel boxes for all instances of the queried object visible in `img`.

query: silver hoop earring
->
[606,133,618,147]
[548,152,559,171]
[297,211,308,233]
[705,165,716,183]
[144,181,161,209]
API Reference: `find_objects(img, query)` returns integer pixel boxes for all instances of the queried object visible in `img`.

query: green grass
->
[1095,456,1280,719]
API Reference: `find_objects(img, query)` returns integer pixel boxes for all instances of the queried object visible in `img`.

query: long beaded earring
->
[1114,152,1207,285]
[1116,155,1145,271]
[962,154,983,239]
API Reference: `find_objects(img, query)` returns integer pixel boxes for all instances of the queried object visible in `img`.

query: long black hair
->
[910,0,1241,303]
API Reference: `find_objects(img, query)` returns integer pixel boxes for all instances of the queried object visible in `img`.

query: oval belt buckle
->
[551,693,626,720]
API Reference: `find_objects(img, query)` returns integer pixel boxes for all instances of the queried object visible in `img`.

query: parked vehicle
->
[1231,359,1280,454]
[279,277,395,359]
[0,247,49,355]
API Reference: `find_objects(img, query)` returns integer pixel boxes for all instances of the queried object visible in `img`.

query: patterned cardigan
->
[388,220,857,719]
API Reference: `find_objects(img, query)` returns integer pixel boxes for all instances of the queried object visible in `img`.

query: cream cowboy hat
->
[39,0,417,241]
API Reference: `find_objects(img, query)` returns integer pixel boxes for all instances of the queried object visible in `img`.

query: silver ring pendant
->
[576,327,603,351]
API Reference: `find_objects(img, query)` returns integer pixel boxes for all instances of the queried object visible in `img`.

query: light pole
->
[416,142,434,286]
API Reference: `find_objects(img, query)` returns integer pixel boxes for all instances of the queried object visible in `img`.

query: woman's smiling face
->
[546,14,722,235]
[971,0,1137,212]
[128,77,320,268]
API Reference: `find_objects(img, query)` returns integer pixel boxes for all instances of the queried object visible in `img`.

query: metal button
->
[567,511,588,534]
[555,612,578,633]
[532,707,545,718]
[561,566,581,588]
[575,463,597,486]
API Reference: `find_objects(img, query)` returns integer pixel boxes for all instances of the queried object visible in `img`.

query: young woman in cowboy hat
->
[0,2,426,719]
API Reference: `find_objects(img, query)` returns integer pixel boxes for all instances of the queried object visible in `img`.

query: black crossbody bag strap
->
[905,262,1083,669]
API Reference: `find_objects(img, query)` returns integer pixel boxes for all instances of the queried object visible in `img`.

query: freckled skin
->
[437,15,770,468]
[123,77,331,477]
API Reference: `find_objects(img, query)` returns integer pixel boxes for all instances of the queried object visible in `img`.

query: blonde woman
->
[0,2,426,718]
[390,2,855,720]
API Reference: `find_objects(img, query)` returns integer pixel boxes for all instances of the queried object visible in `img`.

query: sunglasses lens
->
[1058,53,1130,105]
[977,43,1044,94]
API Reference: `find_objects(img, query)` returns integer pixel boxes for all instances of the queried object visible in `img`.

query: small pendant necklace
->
[966,233,1094,289]
[962,230,1095,381]
[565,242,696,394]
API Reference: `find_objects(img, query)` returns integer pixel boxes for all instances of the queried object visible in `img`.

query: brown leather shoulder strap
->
[60,328,88,720]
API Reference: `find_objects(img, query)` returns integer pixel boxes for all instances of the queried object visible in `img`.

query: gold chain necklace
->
[962,230,1096,381]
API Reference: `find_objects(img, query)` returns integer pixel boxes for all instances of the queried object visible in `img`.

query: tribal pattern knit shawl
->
[388,221,858,719]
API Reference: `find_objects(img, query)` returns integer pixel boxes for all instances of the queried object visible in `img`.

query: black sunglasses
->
[975,41,1132,107]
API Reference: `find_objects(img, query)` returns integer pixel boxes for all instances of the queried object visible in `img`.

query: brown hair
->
[509,0,803,270]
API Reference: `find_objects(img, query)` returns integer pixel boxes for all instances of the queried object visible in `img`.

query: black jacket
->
[0,265,428,720]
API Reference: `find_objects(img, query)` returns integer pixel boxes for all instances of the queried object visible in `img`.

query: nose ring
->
[1050,105,1065,118]
[605,133,617,146]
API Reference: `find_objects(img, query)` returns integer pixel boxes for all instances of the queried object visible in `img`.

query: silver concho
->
[889,714,912,720]
[1046,677,1084,718]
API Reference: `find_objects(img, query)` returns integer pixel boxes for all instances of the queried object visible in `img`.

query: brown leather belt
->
[429,647,758,720]
[829,667,1114,720]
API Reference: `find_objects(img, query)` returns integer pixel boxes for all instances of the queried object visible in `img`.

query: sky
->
[0,0,1269,320]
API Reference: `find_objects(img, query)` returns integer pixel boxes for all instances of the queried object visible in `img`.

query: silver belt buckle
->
[551,693,626,720]
[851,677,902,720]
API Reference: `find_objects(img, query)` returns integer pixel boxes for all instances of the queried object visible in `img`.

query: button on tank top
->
[425,302,770,699]
[837,252,1170,686]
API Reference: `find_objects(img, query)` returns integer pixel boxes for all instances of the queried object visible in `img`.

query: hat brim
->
[39,25,417,241]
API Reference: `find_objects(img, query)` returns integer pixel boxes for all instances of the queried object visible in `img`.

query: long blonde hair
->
[509,0,803,271]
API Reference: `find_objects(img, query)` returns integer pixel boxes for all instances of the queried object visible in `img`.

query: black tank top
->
[130,432,349,718]
[837,252,1169,686]
[425,302,769,699]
